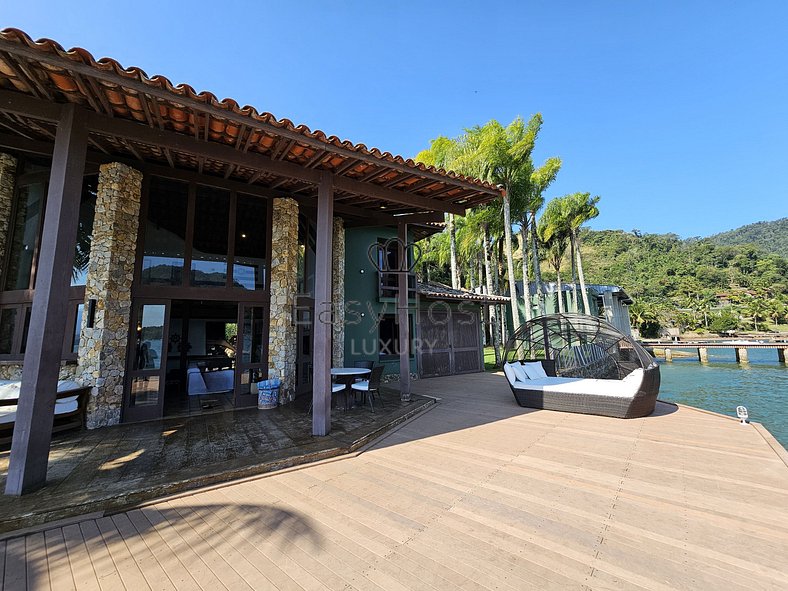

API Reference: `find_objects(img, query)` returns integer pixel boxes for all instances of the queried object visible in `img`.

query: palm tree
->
[460,117,543,334]
[522,157,562,316]
[415,137,461,288]
[562,192,600,315]
[538,201,569,314]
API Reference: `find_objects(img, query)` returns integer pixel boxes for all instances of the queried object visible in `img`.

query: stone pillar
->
[736,347,749,364]
[77,163,142,429]
[698,347,708,363]
[268,197,298,401]
[331,217,345,368]
[0,153,17,285]
[778,348,786,363]
[664,348,673,362]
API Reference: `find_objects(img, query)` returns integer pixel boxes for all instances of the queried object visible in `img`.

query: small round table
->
[331,367,371,410]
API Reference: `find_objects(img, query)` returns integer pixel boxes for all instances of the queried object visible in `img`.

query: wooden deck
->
[3,372,788,590]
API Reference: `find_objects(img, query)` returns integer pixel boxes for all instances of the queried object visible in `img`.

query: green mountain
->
[707,218,788,259]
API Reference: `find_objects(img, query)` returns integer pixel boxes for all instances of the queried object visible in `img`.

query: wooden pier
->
[646,340,788,364]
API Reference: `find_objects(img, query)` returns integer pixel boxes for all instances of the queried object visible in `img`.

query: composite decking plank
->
[135,507,228,591]
[4,536,27,591]
[44,528,76,591]
[76,520,125,591]
[60,524,101,591]
[209,485,375,591]
[25,532,51,591]
[164,495,307,591]
[108,513,177,591]
[259,477,442,591]
[140,505,252,591]
[94,516,150,591]
[124,510,201,591]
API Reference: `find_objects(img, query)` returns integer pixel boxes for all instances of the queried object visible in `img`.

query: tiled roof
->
[0,28,502,216]
[418,280,511,304]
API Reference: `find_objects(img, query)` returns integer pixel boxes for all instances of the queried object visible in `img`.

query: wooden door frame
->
[122,298,171,423]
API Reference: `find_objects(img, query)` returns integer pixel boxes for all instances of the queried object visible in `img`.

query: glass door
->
[123,300,170,422]
[235,304,267,407]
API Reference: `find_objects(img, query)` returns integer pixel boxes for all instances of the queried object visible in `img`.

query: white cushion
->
[502,363,518,386]
[332,383,345,393]
[351,380,370,392]
[56,395,79,405]
[522,361,548,380]
[623,368,644,384]
[511,376,639,398]
[54,399,78,414]
[0,382,21,400]
[0,406,17,424]
[511,363,529,383]
[56,380,82,393]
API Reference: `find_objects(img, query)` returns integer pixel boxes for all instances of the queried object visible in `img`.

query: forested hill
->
[579,229,787,300]
[708,218,788,259]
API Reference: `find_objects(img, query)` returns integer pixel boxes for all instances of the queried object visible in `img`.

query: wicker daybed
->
[502,314,660,419]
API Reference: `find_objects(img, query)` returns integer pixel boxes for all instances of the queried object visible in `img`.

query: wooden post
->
[5,105,88,496]
[312,172,334,436]
[698,347,708,363]
[398,221,411,402]
[778,348,786,363]
[736,348,749,364]
[665,348,673,362]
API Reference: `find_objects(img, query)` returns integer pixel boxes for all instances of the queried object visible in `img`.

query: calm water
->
[656,348,787,447]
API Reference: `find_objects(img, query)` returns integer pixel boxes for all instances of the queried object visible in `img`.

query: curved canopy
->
[503,313,654,379]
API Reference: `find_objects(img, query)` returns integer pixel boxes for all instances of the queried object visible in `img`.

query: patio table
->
[331,368,371,410]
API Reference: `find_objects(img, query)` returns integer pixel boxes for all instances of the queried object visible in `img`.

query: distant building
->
[506,282,633,336]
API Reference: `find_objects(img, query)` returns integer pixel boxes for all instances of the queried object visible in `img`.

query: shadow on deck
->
[0,388,433,534]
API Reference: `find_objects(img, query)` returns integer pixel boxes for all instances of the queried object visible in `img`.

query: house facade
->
[0,28,501,494]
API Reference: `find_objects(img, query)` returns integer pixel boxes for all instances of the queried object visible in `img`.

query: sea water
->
[656,348,787,447]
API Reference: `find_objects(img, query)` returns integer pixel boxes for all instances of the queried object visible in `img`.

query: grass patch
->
[484,346,500,372]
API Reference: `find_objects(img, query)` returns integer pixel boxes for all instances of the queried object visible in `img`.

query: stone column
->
[268,197,298,402]
[78,163,142,429]
[0,153,17,286]
[331,217,345,368]
[664,348,673,362]
[736,347,749,364]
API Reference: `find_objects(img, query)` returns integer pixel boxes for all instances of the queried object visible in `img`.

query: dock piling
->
[735,348,749,364]
[698,347,708,363]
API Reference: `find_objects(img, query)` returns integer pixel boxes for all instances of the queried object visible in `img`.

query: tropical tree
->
[518,155,562,315]
[537,200,570,314]
[415,137,461,288]
[562,192,600,314]
[459,117,544,332]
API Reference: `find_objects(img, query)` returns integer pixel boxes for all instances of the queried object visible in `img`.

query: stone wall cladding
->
[0,153,17,285]
[0,363,77,381]
[268,197,298,402]
[332,217,345,368]
[77,163,142,429]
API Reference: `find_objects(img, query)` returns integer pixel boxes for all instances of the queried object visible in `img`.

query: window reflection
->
[242,306,265,364]
[135,304,166,370]
[141,178,188,286]
[4,182,44,291]
[191,185,230,287]
[233,195,267,290]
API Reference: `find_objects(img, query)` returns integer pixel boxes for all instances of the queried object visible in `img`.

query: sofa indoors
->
[186,367,234,396]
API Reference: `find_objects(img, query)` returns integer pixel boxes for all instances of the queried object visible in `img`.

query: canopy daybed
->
[502,314,660,418]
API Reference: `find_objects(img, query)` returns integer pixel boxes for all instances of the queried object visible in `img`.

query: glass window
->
[241,306,265,364]
[296,214,315,295]
[4,182,45,291]
[71,175,98,287]
[134,304,166,370]
[19,307,30,354]
[141,178,188,286]
[378,314,414,358]
[71,303,84,354]
[0,308,17,354]
[233,195,268,291]
[191,185,230,287]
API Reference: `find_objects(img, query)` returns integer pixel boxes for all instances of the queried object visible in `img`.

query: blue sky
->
[2,1,786,237]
